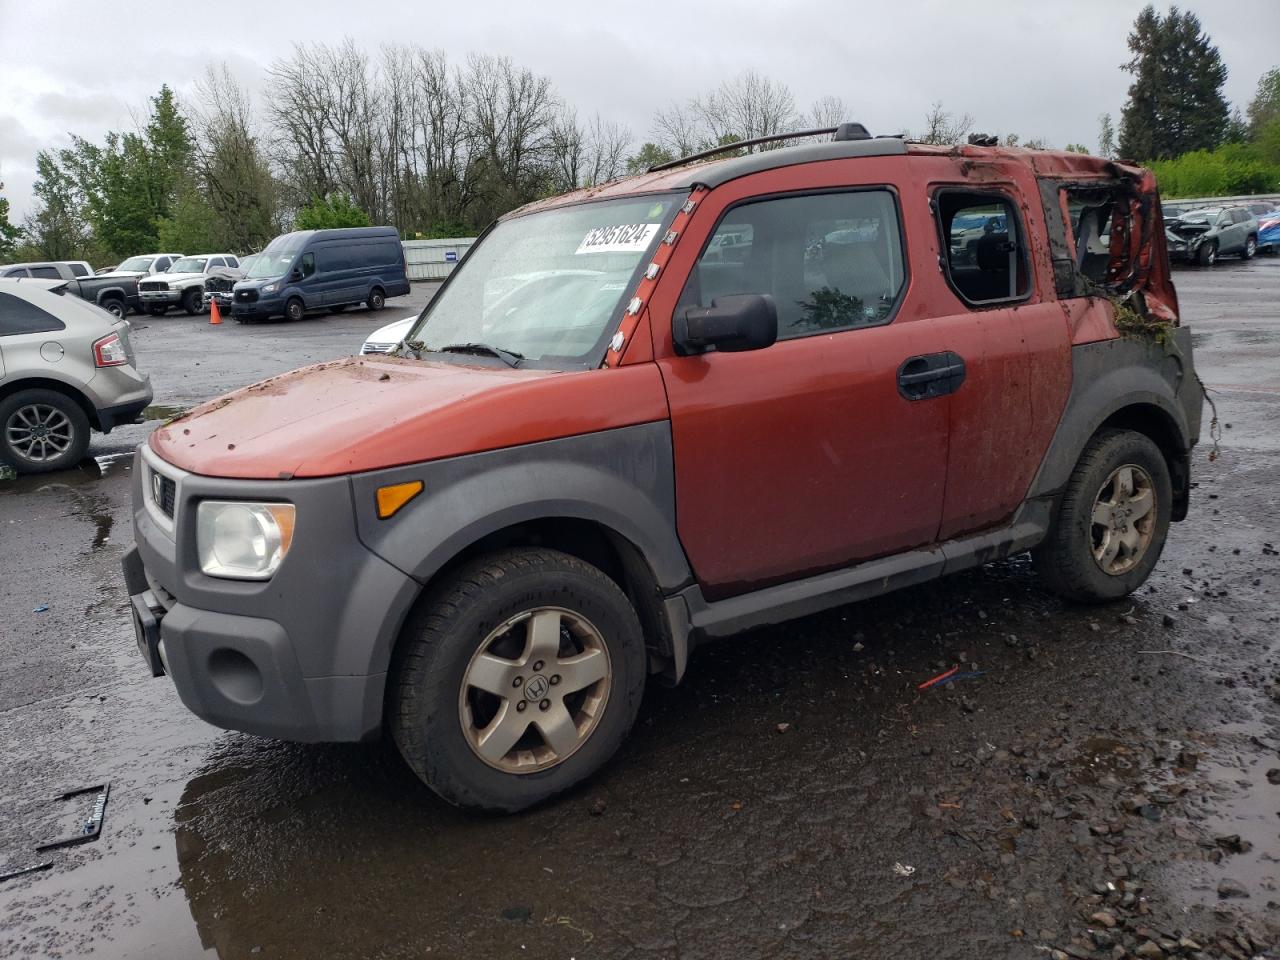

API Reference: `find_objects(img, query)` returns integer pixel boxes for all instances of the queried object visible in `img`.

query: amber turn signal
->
[376,480,424,519]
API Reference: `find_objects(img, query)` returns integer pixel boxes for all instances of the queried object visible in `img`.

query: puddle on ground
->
[142,403,191,422]
[1166,721,1280,908]
[0,453,131,495]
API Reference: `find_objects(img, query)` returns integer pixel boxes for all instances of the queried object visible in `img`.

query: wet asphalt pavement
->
[1,267,1278,960]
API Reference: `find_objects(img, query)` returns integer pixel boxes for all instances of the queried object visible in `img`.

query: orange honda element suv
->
[124,124,1200,811]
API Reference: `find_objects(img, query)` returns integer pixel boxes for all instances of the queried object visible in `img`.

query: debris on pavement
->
[35,783,110,852]
[0,861,52,884]
[32,604,48,613]
[891,862,915,878]
[775,722,791,734]
[917,666,959,690]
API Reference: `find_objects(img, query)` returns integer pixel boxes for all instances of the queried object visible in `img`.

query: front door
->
[654,177,952,600]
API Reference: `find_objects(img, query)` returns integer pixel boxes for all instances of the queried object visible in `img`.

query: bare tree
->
[187,65,281,250]
[807,95,850,129]
[918,101,974,145]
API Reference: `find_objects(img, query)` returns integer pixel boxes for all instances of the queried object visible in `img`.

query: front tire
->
[391,548,646,812]
[182,288,203,315]
[1198,241,1218,266]
[285,297,305,322]
[1243,235,1257,259]
[1032,429,1172,604]
[0,388,91,474]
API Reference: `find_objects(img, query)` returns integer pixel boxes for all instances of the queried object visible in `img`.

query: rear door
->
[652,160,952,599]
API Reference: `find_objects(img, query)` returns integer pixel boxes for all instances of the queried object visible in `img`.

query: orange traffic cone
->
[209,298,222,325]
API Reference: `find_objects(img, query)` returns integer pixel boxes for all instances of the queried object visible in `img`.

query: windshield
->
[407,194,681,364]
[247,233,308,279]
[170,257,208,273]
[117,256,154,272]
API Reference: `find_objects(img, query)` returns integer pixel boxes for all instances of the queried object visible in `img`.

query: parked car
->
[124,130,1200,812]
[1165,205,1259,264]
[230,227,409,322]
[360,314,418,354]
[112,253,184,278]
[0,278,152,473]
[138,254,241,316]
[1257,208,1280,254]
[0,261,142,319]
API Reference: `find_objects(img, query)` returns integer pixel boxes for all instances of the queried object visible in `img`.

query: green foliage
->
[0,177,21,260]
[1119,6,1230,160]
[1247,68,1280,138]
[56,85,195,258]
[412,221,471,240]
[1148,141,1280,197]
[22,150,93,260]
[156,180,222,252]
[1098,113,1116,159]
[1064,143,1091,155]
[294,194,372,230]
[625,143,675,175]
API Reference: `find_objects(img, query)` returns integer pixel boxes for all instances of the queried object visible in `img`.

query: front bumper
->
[122,445,420,742]
[139,289,182,304]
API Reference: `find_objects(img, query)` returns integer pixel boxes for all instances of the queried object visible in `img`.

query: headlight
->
[197,501,295,580]
[263,282,278,294]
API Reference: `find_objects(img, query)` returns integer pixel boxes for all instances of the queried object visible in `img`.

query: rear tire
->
[367,287,385,312]
[101,299,126,320]
[285,297,305,322]
[182,288,203,315]
[0,388,91,474]
[391,548,646,812]
[1032,429,1172,604]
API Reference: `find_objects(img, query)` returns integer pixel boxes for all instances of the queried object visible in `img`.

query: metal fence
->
[403,237,476,281]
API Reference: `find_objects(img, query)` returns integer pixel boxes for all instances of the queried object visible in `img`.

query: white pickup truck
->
[138,254,241,315]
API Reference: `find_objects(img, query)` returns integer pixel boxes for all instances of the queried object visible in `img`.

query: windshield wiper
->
[436,342,524,368]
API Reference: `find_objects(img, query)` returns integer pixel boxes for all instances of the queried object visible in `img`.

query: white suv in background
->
[138,254,241,316]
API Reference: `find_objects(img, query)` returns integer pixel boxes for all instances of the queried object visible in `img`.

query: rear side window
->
[68,263,89,277]
[226,256,239,268]
[681,189,907,339]
[30,266,60,279]
[3,267,29,277]
[936,191,1030,306]
[0,291,66,335]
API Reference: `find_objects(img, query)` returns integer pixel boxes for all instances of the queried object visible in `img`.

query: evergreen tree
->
[0,173,22,260]
[1118,5,1230,160]
[294,194,371,230]
[1098,113,1116,158]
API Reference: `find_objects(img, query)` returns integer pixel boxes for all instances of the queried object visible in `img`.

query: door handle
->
[897,352,966,400]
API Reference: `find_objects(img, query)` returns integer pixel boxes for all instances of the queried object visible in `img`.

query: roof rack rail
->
[648,122,879,173]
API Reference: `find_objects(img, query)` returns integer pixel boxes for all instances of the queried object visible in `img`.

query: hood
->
[154,271,204,284]
[150,355,669,479]
[94,269,146,280]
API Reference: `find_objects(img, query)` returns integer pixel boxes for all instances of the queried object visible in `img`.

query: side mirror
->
[290,269,304,282]
[673,294,778,356]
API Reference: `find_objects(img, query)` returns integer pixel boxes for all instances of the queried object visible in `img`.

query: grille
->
[140,280,169,292]
[235,288,258,303]
[150,470,176,518]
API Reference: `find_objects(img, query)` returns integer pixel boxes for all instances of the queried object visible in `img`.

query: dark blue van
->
[231,227,410,322]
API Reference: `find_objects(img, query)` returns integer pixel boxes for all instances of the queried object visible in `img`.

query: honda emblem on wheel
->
[525,674,548,700]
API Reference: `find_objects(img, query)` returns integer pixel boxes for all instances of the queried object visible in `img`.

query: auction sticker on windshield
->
[575,223,660,255]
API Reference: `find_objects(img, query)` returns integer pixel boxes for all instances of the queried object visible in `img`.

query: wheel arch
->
[0,376,100,430]
[1028,337,1198,523]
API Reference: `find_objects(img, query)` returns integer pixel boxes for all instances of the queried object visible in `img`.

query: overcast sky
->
[2,0,1278,222]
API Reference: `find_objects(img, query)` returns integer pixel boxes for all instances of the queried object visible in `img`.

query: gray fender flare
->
[94,285,128,305]
[1027,334,1196,502]
[349,422,692,675]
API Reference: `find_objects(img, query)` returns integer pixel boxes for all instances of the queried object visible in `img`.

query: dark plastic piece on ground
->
[35,783,110,852]
[0,861,53,884]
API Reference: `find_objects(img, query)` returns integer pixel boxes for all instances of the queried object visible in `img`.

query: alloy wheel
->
[5,403,74,463]
[1090,464,1157,575]
[458,606,611,774]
